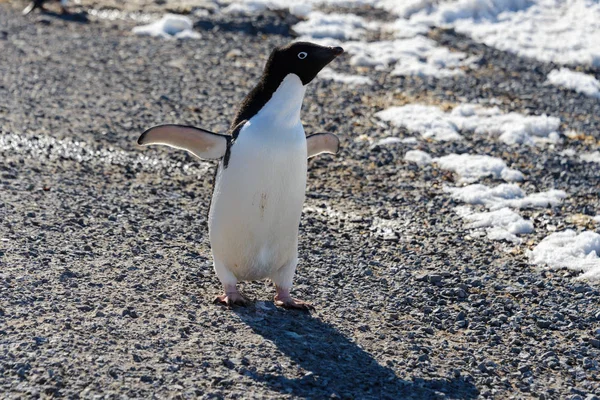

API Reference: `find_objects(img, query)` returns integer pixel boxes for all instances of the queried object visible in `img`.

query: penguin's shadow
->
[234,307,478,399]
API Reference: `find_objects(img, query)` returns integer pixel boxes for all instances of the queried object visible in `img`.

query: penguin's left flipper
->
[137,124,229,160]
[306,133,340,158]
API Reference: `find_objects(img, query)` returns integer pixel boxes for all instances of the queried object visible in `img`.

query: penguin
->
[23,0,68,15]
[138,42,343,310]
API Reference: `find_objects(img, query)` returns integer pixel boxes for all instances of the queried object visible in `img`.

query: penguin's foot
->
[274,287,314,311]
[214,285,249,307]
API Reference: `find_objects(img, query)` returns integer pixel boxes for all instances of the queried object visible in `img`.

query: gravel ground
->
[1,2,600,399]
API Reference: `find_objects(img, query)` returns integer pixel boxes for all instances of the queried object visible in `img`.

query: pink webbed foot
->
[214,285,249,307]
[274,287,314,311]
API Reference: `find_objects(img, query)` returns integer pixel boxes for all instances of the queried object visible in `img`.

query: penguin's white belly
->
[208,122,307,281]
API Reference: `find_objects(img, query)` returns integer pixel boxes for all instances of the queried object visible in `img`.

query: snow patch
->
[407,0,600,66]
[402,150,523,183]
[376,103,560,145]
[132,14,201,39]
[456,206,533,244]
[318,67,373,85]
[404,150,433,165]
[434,153,524,183]
[293,11,377,40]
[528,230,600,280]
[445,184,566,210]
[376,104,463,141]
[344,37,469,78]
[547,69,600,99]
[222,0,313,16]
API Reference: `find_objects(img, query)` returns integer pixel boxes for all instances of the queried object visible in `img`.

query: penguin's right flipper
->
[306,133,340,158]
[138,124,229,160]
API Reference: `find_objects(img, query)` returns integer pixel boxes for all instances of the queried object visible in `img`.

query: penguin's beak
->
[330,46,344,57]
[315,46,344,68]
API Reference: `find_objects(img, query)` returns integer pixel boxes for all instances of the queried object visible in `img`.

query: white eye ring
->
[298,52,308,59]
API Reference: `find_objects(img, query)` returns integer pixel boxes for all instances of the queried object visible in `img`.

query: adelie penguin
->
[138,42,343,310]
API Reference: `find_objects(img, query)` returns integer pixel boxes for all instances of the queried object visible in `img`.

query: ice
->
[445,184,566,210]
[434,153,524,183]
[456,206,533,244]
[404,150,433,165]
[580,152,600,164]
[528,230,600,280]
[547,68,600,99]
[132,14,201,39]
[318,67,373,85]
[376,103,560,145]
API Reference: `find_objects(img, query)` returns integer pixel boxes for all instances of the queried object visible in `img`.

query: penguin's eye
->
[297,52,308,60]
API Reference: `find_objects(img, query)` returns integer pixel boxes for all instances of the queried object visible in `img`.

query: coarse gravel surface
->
[1,2,600,399]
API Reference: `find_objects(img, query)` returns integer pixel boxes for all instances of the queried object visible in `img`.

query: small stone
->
[537,320,551,329]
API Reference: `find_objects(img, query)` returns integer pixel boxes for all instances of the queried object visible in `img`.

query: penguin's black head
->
[264,42,344,86]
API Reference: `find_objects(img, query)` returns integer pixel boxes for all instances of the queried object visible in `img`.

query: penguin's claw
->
[274,296,315,311]
[214,293,249,307]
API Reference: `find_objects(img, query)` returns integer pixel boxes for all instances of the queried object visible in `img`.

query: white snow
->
[374,137,402,146]
[456,206,533,244]
[318,67,373,85]
[383,18,430,38]
[449,104,561,145]
[376,103,561,145]
[580,152,600,164]
[293,11,377,40]
[402,151,523,182]
[434,153,524,183]
[528,230,600,280]
[339,37,470,78]
[222,0,313,16]
[445,184,566,210]
[376,104,463,141]
[404,150,433,165]
[132,14,201,39]
[547,69,600,99]
[405,0,600,66]
[223,1,268,14]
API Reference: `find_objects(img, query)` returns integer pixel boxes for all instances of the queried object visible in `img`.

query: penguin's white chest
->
[208,122,307,280]
[208,75,308,282]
